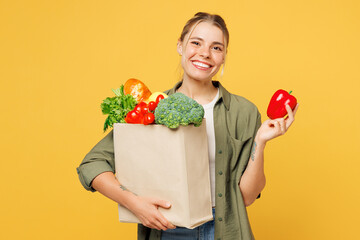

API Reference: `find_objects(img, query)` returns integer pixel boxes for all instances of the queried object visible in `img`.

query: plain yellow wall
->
[1,0,359,239]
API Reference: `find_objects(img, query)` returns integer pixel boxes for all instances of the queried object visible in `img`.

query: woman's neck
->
[177,78,218,105]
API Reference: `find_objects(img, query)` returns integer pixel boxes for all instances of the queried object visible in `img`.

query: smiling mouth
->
[191,61,213,70]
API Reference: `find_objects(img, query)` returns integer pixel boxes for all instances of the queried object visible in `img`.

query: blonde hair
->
[179,12,229,48]
[178,12,230,80]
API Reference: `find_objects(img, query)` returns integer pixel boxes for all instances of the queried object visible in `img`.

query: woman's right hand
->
[91,172,175,230]
[128,195,176,230]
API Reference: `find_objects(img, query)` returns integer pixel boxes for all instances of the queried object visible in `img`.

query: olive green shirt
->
[77,81,262,240]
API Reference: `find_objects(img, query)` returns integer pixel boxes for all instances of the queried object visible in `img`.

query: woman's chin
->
[185,74,215,83]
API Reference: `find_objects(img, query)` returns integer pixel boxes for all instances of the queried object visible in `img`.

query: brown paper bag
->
[113,122,213,229]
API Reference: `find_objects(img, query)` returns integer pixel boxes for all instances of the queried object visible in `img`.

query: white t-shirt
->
[201,88,219,207]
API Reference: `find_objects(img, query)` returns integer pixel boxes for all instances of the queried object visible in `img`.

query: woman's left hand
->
[256,104,299,144]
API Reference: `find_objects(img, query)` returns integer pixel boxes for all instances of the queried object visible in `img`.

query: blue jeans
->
[161,208,215,240]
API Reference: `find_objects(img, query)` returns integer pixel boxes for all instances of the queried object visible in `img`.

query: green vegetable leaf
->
[119,85,124,96]
[111,85,125,97]
[112,88,121,97]
[101,84,137,132]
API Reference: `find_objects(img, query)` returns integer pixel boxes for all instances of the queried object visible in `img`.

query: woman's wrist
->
[121,190,139,210]
[115,184,139,210]
[255,135,267,148]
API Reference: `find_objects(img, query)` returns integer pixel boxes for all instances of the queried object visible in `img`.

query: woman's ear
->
[177,40,183,56]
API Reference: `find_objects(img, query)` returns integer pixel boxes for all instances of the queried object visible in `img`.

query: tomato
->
[156,94,165,104]
[125,110,142,124]
[133,106,141,114]
[134,102,149,115]
[143,112,155,125]
[134,102,145,114]
[148,101,157,112]
[141,105,149,115]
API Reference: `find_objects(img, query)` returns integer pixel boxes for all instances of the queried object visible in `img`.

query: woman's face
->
[178,21,225,83]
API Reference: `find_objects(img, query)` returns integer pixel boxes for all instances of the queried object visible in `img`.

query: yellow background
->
[1,0,359,239]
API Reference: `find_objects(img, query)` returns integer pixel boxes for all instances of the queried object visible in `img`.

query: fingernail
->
[166,202,171,207]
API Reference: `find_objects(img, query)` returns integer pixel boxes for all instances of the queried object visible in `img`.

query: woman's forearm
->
[91,171,137,210]
[239,104,298,207]
[239,137,266,207]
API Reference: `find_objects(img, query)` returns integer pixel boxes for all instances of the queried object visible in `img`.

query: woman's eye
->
[213,46,223,51]
[191,41,200,46]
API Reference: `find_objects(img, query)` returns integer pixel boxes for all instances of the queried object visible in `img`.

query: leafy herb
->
[101,85,137,131]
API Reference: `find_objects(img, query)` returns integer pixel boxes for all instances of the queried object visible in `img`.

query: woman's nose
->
[199,47,210,58]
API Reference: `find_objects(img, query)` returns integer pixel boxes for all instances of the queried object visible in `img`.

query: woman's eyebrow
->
[189,37,204,41]
[213,41,224,46]
[189,37,224,46]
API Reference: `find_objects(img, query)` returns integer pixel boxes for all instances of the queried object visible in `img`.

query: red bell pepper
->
[267,90,297,119]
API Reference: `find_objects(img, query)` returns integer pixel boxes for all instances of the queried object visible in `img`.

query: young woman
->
[77,12,299,240]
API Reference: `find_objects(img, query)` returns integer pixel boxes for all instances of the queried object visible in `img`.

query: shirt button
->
[218,150,222,154]
[218,217,223,221]
[218,193,223,197]
[218,170,223,175]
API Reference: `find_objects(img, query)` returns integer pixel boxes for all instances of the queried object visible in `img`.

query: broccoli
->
[154,92,205,129]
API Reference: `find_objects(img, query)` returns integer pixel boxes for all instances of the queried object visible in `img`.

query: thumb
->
[152,199,172,209]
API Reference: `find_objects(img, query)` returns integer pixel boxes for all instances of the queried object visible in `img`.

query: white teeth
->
[193,61,210,68]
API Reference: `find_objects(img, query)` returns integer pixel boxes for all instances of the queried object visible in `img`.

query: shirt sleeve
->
[254,111,262,199]
[76,130,115,192]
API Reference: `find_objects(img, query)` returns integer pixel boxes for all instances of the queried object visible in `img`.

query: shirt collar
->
[168,81,231,111]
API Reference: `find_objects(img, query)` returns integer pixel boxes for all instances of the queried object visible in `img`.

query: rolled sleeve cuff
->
[76,161,114,192]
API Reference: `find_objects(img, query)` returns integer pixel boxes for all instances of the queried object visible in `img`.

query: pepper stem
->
[289,90,293,95]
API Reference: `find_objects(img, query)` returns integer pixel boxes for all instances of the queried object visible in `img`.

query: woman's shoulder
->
[214,81,256,108]
[230,94,258,111]
[228,94,260,123]
[219,82,259,116]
